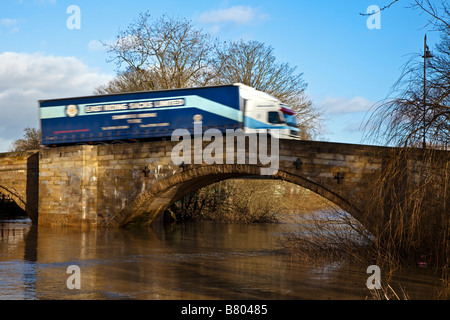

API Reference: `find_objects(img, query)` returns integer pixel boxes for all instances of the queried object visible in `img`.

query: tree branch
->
[359,0,400,16]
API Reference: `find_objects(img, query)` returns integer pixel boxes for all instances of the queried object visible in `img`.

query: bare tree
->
[211,40,322,139]
[364,55,450,148]
[359,0,400,16]
[363,1,450,148]
[359,0,446,18]
[95,69,150,95]
[411,0,450,31]
[359,2,450,293]
[9,127,41,151]
[97,14,323,139]
[102,12,217,91]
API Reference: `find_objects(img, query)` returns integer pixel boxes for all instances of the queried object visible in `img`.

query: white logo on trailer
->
[66,105,79,117]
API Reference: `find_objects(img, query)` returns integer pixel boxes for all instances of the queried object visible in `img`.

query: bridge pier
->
[38,145,99,228]
[0,151,38,224]
[37,141,183,228]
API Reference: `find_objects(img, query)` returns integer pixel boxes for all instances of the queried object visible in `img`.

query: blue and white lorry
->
[39,83,299,146]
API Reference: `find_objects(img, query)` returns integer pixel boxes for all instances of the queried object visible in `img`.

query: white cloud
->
[37,0,57,4]
[1,18,18,27]
[197,5,269,33]
[0,137,14,153]
[320,96,374,115]
[319,96,377,144]
[0,52,112,152]
[1,18,21,33]
[88,40,106,52]
[15,0,56,5]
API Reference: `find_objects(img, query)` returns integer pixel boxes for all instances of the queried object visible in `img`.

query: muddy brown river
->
[0,216,441,300]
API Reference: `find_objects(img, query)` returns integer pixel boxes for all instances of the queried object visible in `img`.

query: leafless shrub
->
[360,2,450,297]
[276,206,375,265]
[366,283,410,300]
[168,179,282,224]
[9,127,41,152]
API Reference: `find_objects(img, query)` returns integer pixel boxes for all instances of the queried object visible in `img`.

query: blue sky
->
[0,0,441,151]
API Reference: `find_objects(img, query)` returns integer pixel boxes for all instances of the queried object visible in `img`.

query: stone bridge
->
[0,151,39,224]
[0,138,433,231]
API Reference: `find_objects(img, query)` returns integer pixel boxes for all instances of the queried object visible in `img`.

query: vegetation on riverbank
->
[356,0,450,298]
[165,179,333,224]
[166,153,449,298]
[362,148,449,299]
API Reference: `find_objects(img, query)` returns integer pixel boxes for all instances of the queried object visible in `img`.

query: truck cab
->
[237,84,300,139]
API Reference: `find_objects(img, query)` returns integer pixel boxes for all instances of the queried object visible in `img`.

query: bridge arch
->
[105,164,364,229]
[0,185,27,213]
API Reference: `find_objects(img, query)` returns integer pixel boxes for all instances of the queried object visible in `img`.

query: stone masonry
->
[35,139,394,230]
[0,150,39,223]
[1,138,440,232]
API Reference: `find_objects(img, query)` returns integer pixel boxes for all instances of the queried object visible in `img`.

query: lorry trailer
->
[39,83,299,146]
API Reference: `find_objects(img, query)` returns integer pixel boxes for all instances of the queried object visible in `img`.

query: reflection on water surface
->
[0,217,440,300]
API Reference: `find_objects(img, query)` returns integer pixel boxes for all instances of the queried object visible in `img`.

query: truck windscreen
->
[284,114,297,127]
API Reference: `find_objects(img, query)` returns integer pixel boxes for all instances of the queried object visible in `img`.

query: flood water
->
[0,215,442,300]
